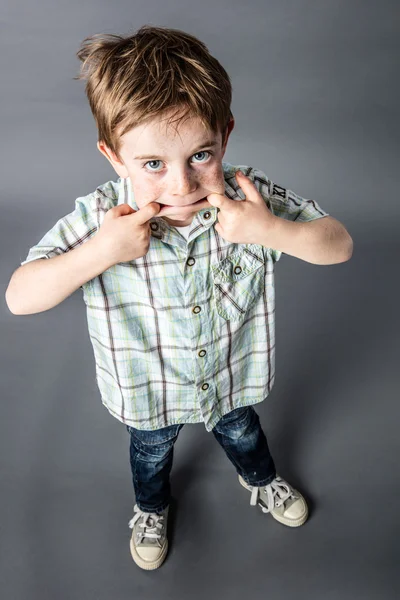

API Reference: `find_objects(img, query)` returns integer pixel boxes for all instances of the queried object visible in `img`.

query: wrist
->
[91,233,117,271]
[259,215,283,249]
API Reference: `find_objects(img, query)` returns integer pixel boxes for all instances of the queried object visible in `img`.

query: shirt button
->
[201,383,209,390]
[150,222,159,231]
[203,211,211,220]
[234,265,242,274]
[198,349,206,357]
[192,306,201,314]
[187,257,195,266]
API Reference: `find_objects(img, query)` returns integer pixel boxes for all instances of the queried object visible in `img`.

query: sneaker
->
[238,473,308,527]
[128,504,169,570]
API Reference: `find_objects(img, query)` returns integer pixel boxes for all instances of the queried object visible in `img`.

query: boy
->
[5,25,353,571]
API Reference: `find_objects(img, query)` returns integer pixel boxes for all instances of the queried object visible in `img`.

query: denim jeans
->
[125,405,276,514]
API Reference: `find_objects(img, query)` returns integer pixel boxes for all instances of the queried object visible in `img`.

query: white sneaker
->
[239,473,309,527]
[128,504,169,570]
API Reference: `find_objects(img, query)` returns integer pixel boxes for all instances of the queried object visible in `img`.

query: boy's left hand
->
[206,171,277,245]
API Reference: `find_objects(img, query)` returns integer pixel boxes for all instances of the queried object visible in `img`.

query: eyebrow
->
[133,138,219,161]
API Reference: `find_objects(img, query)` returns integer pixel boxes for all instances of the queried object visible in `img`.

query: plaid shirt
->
[21,161,329,431]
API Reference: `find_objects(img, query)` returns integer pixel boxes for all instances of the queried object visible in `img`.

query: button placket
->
[184,222,213,396]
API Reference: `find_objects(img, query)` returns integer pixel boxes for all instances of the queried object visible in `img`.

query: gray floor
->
[1,235,398,600]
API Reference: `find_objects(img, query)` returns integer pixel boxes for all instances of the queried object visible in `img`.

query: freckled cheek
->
[203,166,226,195]
[131,181,163,209]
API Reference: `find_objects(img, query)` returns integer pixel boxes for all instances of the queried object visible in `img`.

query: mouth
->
[158,197,209,214]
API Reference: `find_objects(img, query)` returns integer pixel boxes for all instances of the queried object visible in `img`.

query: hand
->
[96,202,161,265]
[206,171,277,245]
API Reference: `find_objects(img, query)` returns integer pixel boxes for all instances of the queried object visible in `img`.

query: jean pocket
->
[211,244,265,321]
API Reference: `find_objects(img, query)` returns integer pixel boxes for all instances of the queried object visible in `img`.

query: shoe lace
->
[128,504,165,544]
[250,475,298,513]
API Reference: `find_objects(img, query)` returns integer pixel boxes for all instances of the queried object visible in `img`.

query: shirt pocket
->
[211,244,265,322]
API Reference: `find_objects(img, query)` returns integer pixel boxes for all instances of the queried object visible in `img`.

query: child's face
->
[98,110,235,227]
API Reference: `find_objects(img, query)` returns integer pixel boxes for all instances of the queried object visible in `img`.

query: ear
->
[97,141,129,179]
[221,117,235,157]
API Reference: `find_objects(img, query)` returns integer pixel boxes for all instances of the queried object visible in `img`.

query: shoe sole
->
[238,476,309,527]
[130,537,169,570]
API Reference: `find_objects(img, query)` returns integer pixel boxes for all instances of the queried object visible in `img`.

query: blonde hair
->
[74,24,234,162]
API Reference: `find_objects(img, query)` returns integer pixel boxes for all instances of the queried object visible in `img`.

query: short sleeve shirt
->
[21,162,329,431]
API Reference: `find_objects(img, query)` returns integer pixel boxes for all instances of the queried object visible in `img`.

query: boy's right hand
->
[95,202,161,265]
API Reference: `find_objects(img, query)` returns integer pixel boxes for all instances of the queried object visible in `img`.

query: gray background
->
[1,0,399,598]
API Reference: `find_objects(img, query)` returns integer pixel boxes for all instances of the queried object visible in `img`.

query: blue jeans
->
[125,405,276,514]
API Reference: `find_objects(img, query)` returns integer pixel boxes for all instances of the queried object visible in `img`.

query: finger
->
[236,170,252,187]
[207,193,232,210]
[236,171,262,202]
[116,204,135,215]
[131,201,161,225]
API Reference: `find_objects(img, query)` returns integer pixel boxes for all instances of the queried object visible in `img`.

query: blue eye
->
[143,150,212,173]
[192,151,210,162]
[144,160,162,172]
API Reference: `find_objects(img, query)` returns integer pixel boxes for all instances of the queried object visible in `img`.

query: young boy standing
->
[6,25,353,571]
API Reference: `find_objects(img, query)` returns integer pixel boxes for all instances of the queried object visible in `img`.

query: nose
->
[170,167,197,199]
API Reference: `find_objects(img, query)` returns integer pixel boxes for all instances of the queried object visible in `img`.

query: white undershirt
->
[172,224,192,239]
